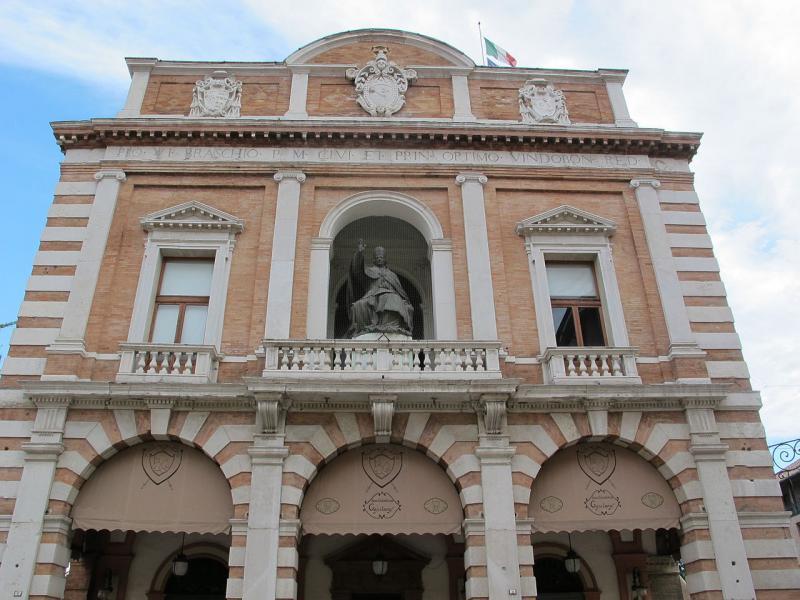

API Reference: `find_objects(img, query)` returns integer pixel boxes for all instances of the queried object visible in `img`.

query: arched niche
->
[300,445,462,536]
[71,442,233,534]
[307,192,457,340]
[328,216,432,339]
[529,443,681,534]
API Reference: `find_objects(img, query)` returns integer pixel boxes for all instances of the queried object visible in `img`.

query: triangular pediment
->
[516,205,616,236]
[141,201,244,232]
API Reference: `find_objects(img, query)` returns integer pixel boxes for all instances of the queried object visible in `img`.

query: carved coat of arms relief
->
[142,445,183,485]
[519,78,570,125]
[189,70,242,118]
[346,46,417,117]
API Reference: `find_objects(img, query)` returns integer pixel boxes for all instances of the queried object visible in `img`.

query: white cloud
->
[0,0,798,442]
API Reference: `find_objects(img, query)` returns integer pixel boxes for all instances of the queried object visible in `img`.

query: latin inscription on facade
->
[101,146,689,172]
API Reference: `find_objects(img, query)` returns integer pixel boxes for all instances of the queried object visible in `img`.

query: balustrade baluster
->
[565,355,577,377]
[588,354,599,376]
[578,354,589,376]
[476,348,486,372]
[344,348,353,370]
[182,352,194,375]
[135,352,147,374]
[611,354,623,376]
[599,354,610,376]
[423,349,432,371]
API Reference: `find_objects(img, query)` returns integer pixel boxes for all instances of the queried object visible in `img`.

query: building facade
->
[0,29,798,600]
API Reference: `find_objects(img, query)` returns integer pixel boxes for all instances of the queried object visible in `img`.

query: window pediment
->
[140,201,244,233]
[516,205,616,236]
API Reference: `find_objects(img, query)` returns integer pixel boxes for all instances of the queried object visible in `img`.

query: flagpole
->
[478,21,486,66]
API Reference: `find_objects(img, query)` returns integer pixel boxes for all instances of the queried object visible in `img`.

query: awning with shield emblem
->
[529,443,681,533]
[71,442,233,534]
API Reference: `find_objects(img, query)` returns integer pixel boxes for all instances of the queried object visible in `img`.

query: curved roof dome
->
[285,28,475,68]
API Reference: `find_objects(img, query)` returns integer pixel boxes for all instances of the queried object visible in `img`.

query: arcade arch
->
[307,191,457,340]
[65,442,233,600]
[297,444,465,600]
[529,443,686,600]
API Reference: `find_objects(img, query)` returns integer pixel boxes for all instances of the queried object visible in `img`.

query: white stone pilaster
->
[429,238,458,339]
[602,72,637,127]
[0,403,68,599]
[456,173,498,340]
[305,237,333,338]
[242,438,288,600]
[685,406,756,600]
[630,179,703,363]
[118,58,157,118]
[475,444,522,599]
[452,74,475,121]
[48,169,126,358]
[265,171,306,339]
[284,69,309,119]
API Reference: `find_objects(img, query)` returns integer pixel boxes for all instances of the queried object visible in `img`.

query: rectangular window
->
[547,262,606,347]
[150,258,213,344]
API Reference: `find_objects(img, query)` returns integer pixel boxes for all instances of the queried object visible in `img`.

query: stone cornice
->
[23,380,730,412]
[51,118,701,160]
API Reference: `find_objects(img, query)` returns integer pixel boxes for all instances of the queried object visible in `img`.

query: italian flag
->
[484,37,517,67]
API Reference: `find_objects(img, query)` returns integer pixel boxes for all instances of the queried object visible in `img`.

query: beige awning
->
[529,443,681,533]
[301,445,462,535]
[72,442,233,534]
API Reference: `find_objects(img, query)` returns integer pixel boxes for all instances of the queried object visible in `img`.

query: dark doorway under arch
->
[533,557,585,600]
[164,557,227,600]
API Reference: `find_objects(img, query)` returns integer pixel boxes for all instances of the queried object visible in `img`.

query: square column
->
[452,73,476,122]
[475,445,522,599]
[685,406,756,599]
[430,238,458,339]
[0,403,69,599]
[242,436,289,600]
[118,58,157,117]
[48,169,126,358]
[456,173,498,340]
[305,237,333,338]
[601,71,637,127]
[264,171,306,339]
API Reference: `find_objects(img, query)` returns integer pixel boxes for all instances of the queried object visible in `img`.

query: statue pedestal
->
[353,333,412,341]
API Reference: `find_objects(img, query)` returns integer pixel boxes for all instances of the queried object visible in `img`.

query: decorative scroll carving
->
[346,46,417,117]
[189,71,242,118]
[477,394,507,435]
[370,396,396,443]
[256,394,290,435]
[519,78,570,125]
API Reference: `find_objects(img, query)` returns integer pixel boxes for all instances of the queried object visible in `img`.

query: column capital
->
[22,441,64,460]
[475,445,515,464]
[274,170,306,183]
[95,169,126,182]
[455,172,487,186]
[248,444,289,465]
[689,442,729,461]
[629,178,660,189]
[429,237,453,251]
[310,236,333,251]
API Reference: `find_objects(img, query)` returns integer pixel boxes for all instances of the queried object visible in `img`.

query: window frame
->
[149,257,214,344]
[126,202,243,350]
[547,261,608,347]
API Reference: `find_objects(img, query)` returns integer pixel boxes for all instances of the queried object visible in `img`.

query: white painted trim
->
[40,227,86,242]
[661,211,706,226]
[118,66,153,118]
[10,328,59,346]
[673,257,720,272]
[667,233,713,249]
[33,251,80,266]
[695,332,742,350]
[604,79,637,127]
[47,204,92,218]
[680,280,726,297]
[686,306,734,322]
[54,181,96,196]
[658,190,699,204]
[26,275,73,292]
[19,301,67,318]
[305,237,332,339]
[0,357,47,375]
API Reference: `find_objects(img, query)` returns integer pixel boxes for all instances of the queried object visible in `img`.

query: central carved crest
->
[142,445,183,485]
[189,71,242,118]
[577,444,616,485]
[346,46,417,117]
[519,78,570,125]
[362,447,403,487]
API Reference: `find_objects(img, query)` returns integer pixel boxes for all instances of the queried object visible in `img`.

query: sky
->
[0,1,798,445]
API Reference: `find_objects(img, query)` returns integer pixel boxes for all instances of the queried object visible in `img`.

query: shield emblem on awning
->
[577,445,616,485]
[362,447,403,488]
[142,445,183,485]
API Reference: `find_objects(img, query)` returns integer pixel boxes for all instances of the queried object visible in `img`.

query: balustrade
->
[117,343,219,383]
[541,347,640,384]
